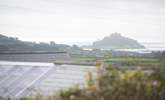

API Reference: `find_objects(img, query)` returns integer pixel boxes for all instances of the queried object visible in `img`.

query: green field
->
[71,56,164,67]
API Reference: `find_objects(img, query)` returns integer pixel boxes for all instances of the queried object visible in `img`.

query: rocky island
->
[92,33,145,49]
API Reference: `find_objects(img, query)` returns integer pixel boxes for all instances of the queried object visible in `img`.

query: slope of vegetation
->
[0,34,84,53]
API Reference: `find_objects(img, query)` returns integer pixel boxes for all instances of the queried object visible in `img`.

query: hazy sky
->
[0,0,165,45]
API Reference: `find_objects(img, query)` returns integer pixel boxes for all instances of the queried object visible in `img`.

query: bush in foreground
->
[5,64,165,100]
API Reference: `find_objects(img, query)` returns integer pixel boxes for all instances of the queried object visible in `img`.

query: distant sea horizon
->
[115,42,165,53]
[142,42,165,50]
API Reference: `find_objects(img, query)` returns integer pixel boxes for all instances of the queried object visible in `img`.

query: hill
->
[92,33,145,49]
[0,34,71,52]
[0,34,106,57]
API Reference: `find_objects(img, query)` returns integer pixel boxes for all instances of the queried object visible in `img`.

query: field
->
[71,55,164,67]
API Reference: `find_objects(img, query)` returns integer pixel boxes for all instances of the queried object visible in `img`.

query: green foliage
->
[60,86,82,99]
[58,65,165,100]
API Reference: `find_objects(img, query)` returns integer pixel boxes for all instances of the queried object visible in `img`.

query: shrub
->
[8,64,165,100]
[58,64,165,100]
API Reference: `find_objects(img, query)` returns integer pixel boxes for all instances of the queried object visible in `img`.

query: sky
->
[0,0,165,45]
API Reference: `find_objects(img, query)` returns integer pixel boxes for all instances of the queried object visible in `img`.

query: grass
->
[104,57,163,67]
[71,55,164,67]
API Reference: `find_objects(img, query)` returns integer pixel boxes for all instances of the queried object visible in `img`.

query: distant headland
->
[88,33,145,49]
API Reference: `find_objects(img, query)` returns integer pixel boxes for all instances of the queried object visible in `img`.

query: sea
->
[116,42,165,53]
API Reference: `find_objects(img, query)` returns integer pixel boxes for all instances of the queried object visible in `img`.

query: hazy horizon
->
[0,0,165,44]
[1,33,165,48]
